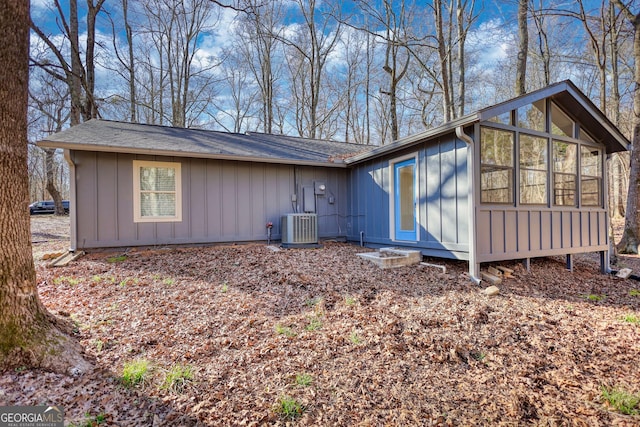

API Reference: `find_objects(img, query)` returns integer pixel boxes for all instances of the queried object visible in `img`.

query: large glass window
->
[481,127,514,203]
[519,134,548,204]
[581,146,602,206]
[517,100,546,132]
[133,160,182,222]
[552,141,577,206]
[551,103,574,137]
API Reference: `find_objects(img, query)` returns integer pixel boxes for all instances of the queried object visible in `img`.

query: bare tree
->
[30,0,106,125]
[615,0,640,253]
[282,0,342,139]
[0,0,90,373]
[28,72,70,215]
[140,0,221,127]
[237,0,283,134]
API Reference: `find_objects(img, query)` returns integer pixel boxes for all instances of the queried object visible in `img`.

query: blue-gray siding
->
[347,135,470,259]
[71,151,348,249]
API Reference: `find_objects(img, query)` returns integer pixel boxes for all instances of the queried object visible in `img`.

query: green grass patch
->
[91,275,102,282]
[162,278,175,286]
[305,297,322,307]
[69,412,107,427]
[344,295,356,306]
[630,289,640,297]
[161,364,194,394]
[601,385,640,415]
[622,314,640,325]
[349,331,363,345]
[221,282,229,293]
[274,396,304,420]
[275,324,296,337]
[106,255,127,263]
[584,294,605,302]
[53,276,80,286]
[305,316,322,331]
[121,359,150,388]
[295,373,313,387]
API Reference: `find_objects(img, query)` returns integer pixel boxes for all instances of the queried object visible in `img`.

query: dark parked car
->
[29,200,69,215]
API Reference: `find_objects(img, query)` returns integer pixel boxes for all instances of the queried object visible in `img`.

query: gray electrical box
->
[303,186,315,213]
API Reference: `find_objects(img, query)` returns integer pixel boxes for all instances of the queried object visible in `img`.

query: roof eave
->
[37,140,349,168]
[345,114,479,165]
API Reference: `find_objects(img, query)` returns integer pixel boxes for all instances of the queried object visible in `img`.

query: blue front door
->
[394,158,417,241]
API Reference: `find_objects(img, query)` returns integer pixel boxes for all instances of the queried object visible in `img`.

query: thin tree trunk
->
[515,0,528,95]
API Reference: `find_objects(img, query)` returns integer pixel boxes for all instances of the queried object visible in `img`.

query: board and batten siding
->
[347,134,470,259]
[475,208,608,263]
[71,151,348,249]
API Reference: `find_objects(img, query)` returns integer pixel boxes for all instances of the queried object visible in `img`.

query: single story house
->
[39,80,629,281]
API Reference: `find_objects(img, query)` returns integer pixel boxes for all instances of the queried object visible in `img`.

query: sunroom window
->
[581,146,602,206]
[551,103,574,137]
[517,100,546,132]
[480,127,514,203]
[133,160,182,222]
[552,141,577,206]
[519,134,548,204]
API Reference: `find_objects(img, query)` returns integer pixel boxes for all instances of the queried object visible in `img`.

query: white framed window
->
[133,160,182,223]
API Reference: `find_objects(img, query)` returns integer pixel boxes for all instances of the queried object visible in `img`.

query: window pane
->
[520,134,547,170]
[487,111,512,125]
[141,193,176,217]
[520,170,547,204]
[581,146,601,177]
[481,127,513,166]
[551,103,574,137]
[481,167,513,203]
[553,141,577,173]
[581,178,601,206]
[481,127,514,204]
[517,100,546,132]
[554,174,576,206]
[398,165,415,231]
[140,167,176,191]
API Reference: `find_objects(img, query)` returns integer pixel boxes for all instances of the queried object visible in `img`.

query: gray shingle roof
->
[38,119,371,167]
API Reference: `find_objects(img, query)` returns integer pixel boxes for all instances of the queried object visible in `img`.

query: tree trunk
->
[0,0,91,373]
[515,0,528,95]
[616,2,640,254]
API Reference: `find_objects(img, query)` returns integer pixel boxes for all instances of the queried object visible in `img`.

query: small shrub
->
[121,359,150,387]
[162,364,194,394]
[275,396,304,420]
[295,373,313,387]
[471,351,486,362]
[601,385,640,415]
[106,255,127,263]
[630,289,640,297]
[305,317,322,331]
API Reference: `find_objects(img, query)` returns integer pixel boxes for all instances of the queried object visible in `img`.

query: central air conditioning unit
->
[281,213,318,246]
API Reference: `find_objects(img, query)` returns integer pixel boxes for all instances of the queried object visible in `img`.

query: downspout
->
[456,126,481,285]
[63,149,77,252]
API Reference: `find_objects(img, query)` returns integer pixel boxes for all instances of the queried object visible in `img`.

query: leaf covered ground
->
[2,216,640,426]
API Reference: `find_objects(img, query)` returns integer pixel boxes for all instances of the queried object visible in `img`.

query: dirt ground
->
[1,216,639,425]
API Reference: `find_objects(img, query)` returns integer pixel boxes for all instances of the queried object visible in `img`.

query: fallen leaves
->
[4,217,640,425]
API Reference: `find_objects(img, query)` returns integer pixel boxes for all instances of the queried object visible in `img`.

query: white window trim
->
[133,160,182,223]
[389,153,420,242]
